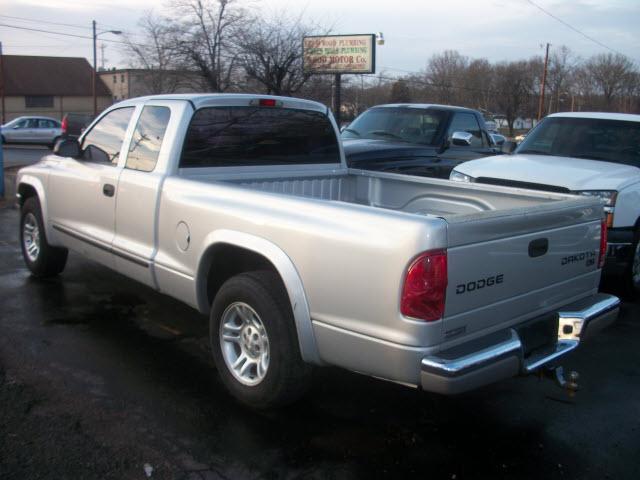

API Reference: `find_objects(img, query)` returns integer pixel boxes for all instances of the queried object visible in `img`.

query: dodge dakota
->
[17,94,619,408]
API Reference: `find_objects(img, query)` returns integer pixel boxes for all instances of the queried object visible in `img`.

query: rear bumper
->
[420,293,619,394]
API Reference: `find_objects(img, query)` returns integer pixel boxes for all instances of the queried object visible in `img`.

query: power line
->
[0,14,147,40]
[0,14,92,30]
[0,23,146,47]
[523,0,629,58]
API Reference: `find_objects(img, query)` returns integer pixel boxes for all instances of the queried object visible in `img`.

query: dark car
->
[61,113,94,140]
[341,104,500,179]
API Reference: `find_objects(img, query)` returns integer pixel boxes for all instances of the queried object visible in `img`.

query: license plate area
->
[515,313,559,358]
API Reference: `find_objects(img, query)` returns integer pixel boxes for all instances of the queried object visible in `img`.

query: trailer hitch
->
[540,366,580,397]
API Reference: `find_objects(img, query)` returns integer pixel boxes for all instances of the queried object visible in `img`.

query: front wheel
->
[20,197,68,277]
[209,271,312,408]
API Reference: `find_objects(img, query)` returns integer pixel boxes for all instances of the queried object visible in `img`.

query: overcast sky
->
[1,0,639,74]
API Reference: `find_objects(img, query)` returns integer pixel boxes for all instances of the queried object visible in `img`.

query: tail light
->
[401,250,447,321]
[598,218,607,268]
[61,116,68,135]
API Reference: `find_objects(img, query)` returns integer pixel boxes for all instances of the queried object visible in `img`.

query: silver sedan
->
[1,116,62,147]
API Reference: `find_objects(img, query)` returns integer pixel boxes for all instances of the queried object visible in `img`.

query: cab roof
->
[114,93,330,114]
[548,111,640,122]
[371,103,481,114]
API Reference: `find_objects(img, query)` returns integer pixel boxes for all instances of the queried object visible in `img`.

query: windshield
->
[517,117,640,167]
[341,107,448,146]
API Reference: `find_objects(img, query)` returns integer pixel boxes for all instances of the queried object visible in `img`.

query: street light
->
[92,20,122,116]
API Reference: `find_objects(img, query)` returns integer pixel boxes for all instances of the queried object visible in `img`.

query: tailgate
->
[443,199,603,339]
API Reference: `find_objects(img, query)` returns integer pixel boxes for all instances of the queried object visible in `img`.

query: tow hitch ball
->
[541,366,580,396]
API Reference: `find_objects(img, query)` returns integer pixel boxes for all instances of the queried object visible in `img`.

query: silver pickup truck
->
[16,94,619,408]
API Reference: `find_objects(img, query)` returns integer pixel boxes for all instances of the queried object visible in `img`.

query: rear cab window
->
[180,106,339,168]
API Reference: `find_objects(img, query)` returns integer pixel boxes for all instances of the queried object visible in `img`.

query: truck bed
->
[183,168,597,248]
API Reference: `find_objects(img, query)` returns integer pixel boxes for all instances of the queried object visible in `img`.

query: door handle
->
[103,184,115,197]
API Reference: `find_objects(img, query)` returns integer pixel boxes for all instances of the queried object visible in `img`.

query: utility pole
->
[537,42,550,121]
[333,73,341,126]
[0,41,5,198]
[92,20,97,116]
[0,41,5,125]
[92,21,121,117]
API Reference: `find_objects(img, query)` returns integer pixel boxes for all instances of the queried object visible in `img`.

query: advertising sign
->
[303,34,376,74]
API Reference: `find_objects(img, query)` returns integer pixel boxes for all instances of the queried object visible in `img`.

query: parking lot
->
[0,199,639,479]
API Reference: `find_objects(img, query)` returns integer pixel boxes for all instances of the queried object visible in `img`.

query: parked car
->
[61,112,94,140]
[17,95,618,408]
[1,116,62,147]
[451,112,640,295]
[341,104,501,179]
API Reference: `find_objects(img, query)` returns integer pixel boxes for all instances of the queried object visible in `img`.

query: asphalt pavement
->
[0,205,639,480]
[2,145,50,168]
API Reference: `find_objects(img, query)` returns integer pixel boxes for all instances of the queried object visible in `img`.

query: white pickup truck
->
[16,95,619,408]
[451,112,640,295]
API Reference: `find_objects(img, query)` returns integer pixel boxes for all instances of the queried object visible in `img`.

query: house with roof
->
[0,55,112,122]
[99,68,206,101]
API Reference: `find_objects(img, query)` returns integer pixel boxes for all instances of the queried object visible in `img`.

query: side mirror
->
[53,138,81,158]
[501,141,518,154]
[451,131,473,147]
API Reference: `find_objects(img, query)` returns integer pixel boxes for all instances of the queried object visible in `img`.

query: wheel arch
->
[196,230,321,365]
[17,176,57,244]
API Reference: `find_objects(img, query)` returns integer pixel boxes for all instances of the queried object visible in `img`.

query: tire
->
[49,136,61,149]
[626,228,640,297]
[210,271,312,408]
[20,196,68,277]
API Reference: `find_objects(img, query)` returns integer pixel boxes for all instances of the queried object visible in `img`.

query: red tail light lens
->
[259,99,277,107]
[401,250,447,321]
[61,116,68,134]
[598,218,607,268]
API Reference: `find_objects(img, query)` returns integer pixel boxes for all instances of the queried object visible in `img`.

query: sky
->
[1,0,639,75]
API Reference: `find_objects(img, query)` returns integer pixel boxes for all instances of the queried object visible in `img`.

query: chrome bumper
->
[420,293,620,394]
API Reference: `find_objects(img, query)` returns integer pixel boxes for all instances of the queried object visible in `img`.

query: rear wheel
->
[49,136,61,149]
[20,197,68,277]
[209,271,312,408]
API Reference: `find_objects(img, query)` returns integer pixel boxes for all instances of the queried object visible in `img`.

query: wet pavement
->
[0,205,639,480]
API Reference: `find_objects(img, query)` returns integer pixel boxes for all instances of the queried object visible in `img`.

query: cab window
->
[447,113,484,147]
[126,106,171,172]
[81,107,135,165]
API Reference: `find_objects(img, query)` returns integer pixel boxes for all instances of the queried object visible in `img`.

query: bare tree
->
[389,79,411,103]
[122,12,187,94]
[170,0,244,92]
[236,12,322,96]
[583,53,636,110]
[545,46,575,113]
[424,50,469,105]
[493,60,535,136]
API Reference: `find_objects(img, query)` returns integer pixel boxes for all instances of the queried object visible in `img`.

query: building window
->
[25,96,54,108]
[113,75,117,83]
[121,74,125,82]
